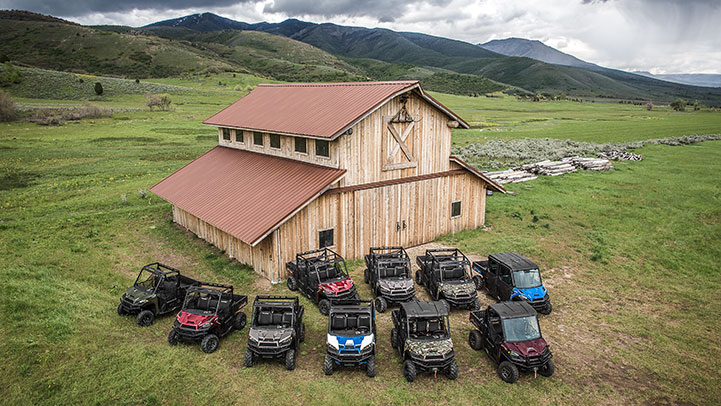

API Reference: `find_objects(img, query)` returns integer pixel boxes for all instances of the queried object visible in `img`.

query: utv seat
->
[332,314,346,331]
[358,315,371,332]
[428,320,442,334]
[346,315,358,330]
[281,312,293,327]
[196,296,211,311]
[271,312,284,326]
[258,310,273,326]
[415,320,428,336]
[443,267,465,280]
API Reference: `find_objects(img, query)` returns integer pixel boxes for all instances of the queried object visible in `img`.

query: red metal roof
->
[203,81,469,139]
[150,146,346,246]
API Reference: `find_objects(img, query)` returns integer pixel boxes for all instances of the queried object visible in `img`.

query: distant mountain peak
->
[479,37,599,70]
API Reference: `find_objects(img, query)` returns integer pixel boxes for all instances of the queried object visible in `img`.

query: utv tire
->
[285,349,296,371]
[472,275,484,290]
[168,328,180,346]
[446,359,459,380]
[299,322,306,343]
[201,334,220,354]
[136,310,154,327]
[323,353,334,376]
[244,348,254,368]
[539,359,555,377]
[318,299,331,316]
[498,361,519,384]
[539,301,553,315]
[234,312,247,330]
[366,355,376,378]
[390,328,399,349]
[117,303,126,316]
[469,298,481,311]
[287,276,297,291]
[375,296,388,313]
[364,268,369,284]
[403,360,417,382]
[468,330,482,350]
[415,270,423,287]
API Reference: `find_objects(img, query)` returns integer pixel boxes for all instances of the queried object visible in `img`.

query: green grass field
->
[1,75,720,405]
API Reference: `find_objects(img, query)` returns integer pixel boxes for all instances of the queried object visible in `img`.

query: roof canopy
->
[489,252,538,270]
[490,302,537,319]
[150,146,346,246]
[203,81,469,139]
[401,299,449,318]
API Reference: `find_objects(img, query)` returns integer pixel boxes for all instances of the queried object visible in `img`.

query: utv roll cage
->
[133,262,181,290]
[296,248,349,280]
[367,247,411,276]
[426,249,471,282]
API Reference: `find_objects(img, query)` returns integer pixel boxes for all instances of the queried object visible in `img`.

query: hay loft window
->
[270,134,281,149]
[253,132,264,146]
[319,229,334,248]
[235,130,243,143]
[316,140,330,158]
[451,201,462,218]
[295,137,307,154]
[222,128,231,141]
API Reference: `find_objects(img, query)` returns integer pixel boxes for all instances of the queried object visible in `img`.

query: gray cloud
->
[263,0,451,21]
[0,0,248,16]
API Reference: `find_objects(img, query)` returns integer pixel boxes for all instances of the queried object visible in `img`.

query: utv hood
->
[439,281,476,297]
[405,338,453,358]
[124,286,153,303]
[504,337,548,357]
[378,277,413,291]
[511,286,547,301]
[320,278,354,294]
[177,312,215,328]
[249,327,293,342]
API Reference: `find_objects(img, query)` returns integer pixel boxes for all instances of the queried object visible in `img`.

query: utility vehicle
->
[324,300,376,377]
[468,302,554,383]
[286,248,359,315]
[168,283,248,353]
[363,246,415,312]
[117,263,200,326]
[472,252,552,314]
[244,296,305,370]
[390,299,458,382]
[415,249,480,310]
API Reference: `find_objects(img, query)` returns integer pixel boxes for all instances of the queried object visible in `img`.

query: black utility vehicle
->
[286,248,359,315]
[324,300,376,377]
[390,300,458,382]
[117,263,200,326]
[415,249,480,310]
[245,296,305,371]
[168,283,248,353]
[363,247,415,312]
[468,302,554,383]
[472,252,552,315]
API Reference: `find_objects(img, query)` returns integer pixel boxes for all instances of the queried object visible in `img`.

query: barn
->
[150,81,505,282]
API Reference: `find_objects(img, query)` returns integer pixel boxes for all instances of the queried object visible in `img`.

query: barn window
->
[451,201,462,218]
[270,134,281,149]
[235,130,243,143]
[316,140,330,158]
[319,229,334,248]
[295,137,307,154]
[222,128,231,141]
[254,132,264,146]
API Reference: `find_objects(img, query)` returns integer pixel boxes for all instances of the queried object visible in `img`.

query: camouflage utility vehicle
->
[168,283,248,353]
[324,300,376,377]
[363,247,415,312]
[415,249,480,310]
[390,299,458,382]
[117,263,200,326]
[245,296,305,371]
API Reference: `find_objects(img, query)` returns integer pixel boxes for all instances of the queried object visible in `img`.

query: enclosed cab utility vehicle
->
[168,283,248,353]
[363,246,415,312]
[245,296,305,371]
[117,263,200,326]
[287,248,359,315]
[468,301,554,383]
[390,299,458,382]
[472,252,552,314]
[324,300,376,377]
[415,249,480,310]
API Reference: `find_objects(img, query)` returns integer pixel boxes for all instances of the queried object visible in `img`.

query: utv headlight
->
[508,350,524,361]
[279,336,292,345]
[379,286,391,294]
[200,322,212,328]
[248,336,258,344]
[360,335,374,351]
[326,334,338,350]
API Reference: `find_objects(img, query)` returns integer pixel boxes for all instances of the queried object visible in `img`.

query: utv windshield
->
[134,269,159,291]
[502,316,541,342]
[182,291,220,315]
[408,316,449,339]
[513,269,542,289]
[329,312,372,335]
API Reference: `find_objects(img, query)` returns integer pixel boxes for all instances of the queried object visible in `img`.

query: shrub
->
[646,101,653,111]
[0,90,17,122]
[146,93,172,111]
[0,62,21,87]
[94,82,103,96]
[670,98,686,111]
[29,102,111,125]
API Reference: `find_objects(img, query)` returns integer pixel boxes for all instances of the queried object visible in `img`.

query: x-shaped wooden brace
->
[383,115,418,171]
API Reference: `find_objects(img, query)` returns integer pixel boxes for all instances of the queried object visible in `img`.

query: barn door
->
[383,94,419,172]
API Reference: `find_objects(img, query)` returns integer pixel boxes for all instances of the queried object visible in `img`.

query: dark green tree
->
[94,82,103,96]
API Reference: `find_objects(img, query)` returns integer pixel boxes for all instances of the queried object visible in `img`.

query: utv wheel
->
[403,360,417,382]
[539,359,555,377]
[498,361,519,384]
[375,296,388,313]
[469,298,481,311]
[366,354,376,378]
[323,353,334,376]
[234,312,247,330]
[168,328,180,346]
[415,270,423,286]
[472,275,484,290]
[318,299,331,316]
[364,268,369,284]
[468,330,482,350]
[200,334,220,354]
[390,328,399,349]
[299,322,306,343]
[136,310,154,327]
[287,276,297,291]
[244,348,254,368]
[117,303,126,316]
[539,301,553,315]
[285,349,296,371]
[445,359,459,380]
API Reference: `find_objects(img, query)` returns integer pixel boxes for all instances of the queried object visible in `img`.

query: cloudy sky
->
[2,0,719,74]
